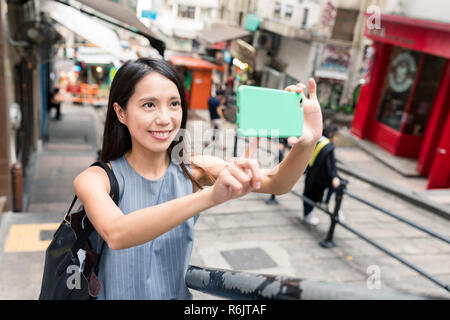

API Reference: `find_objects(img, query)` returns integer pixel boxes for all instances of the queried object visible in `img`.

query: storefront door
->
[190,70,212,110]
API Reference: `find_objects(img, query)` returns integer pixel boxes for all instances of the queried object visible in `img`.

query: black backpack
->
[38,161,119,300]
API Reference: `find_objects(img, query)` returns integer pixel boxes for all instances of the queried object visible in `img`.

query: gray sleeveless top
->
[92,155,198,300]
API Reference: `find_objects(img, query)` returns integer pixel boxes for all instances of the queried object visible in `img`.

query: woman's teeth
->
[150,131,170,137]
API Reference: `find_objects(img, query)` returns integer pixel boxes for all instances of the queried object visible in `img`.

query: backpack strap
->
[70,161,119,257]
[308,137,330,167]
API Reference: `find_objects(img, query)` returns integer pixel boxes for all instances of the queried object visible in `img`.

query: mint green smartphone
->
[236,85,303,138]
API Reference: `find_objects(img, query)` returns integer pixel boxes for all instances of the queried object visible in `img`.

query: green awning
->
[244,13,261,32]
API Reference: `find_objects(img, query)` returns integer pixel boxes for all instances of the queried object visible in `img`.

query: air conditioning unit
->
[253,31,273,50]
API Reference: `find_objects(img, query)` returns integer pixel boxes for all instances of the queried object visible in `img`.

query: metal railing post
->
[320,180,347,248]
[267,141,286,205]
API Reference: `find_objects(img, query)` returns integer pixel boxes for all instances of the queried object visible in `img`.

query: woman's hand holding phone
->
[214,78,322,199]
[284,78,322,146]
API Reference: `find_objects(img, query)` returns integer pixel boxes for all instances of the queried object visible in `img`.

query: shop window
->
[201,8,212,19]
[331,9,358,42]
[285,5,293,19]
[178,5,196,19]
[402,54,446,135]
[376,47,421,131]
[274,2,281,19]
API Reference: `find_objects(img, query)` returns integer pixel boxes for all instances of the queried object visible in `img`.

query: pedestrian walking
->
[48,87,62,120]
[302,123,343,226]
[73,58,322,299]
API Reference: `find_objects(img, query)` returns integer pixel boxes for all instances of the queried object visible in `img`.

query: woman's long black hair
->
[100,58,214,189]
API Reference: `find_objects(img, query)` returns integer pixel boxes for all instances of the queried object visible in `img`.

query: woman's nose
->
[155,108,170,125]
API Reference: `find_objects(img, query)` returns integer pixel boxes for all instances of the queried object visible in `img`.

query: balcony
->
[260,18,312,41]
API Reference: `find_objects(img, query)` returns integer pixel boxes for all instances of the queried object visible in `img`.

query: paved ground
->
[0,103,449,300]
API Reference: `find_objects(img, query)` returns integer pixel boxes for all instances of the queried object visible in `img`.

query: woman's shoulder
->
[73,162,112,197]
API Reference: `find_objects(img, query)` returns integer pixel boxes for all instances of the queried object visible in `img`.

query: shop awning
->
[364,13,450,59]
[49,0,165,56]
[76,47,137,65]
[197,23,251,45]
[41,1,128,62]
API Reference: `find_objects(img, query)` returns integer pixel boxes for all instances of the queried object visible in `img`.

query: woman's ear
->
[113,102,127,125]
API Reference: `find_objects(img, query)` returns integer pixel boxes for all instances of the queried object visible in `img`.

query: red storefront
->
[351,14,450,189]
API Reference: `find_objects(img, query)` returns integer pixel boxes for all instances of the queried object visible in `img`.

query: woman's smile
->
[148,130,172,140]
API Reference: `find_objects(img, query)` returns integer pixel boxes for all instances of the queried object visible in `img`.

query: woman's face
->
[114,72,183,154]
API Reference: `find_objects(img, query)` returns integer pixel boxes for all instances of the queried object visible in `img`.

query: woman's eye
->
[143,102,155,109]
[170,101,181,107]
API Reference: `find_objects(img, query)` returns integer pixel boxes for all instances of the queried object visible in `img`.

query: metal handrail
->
[343,190,450,244]
[186,265,436,300]
[290,183,450,294]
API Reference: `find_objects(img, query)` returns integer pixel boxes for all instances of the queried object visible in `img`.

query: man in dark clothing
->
[302,124,343,225]
[208,94,221,121]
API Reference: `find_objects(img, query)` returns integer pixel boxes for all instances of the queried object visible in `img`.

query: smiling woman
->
[72,58,322,300]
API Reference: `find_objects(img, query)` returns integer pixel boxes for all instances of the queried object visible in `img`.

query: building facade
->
[251,0,371,111]
[249,0,394,112]
[217,0,258,26]
[0,0,57,212]
[252,0,322,90]
[146,0,220,53]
